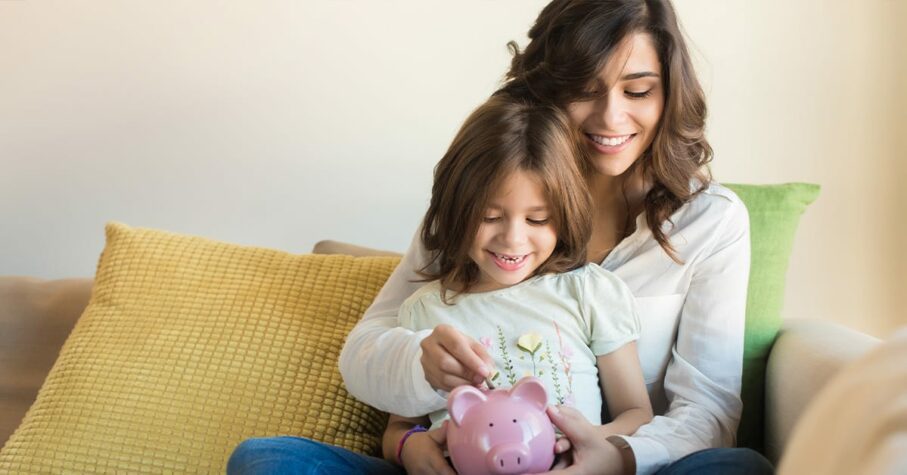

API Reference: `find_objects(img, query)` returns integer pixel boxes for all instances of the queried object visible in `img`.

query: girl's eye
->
[626,89,653,99]
[527,218,550,226]
[483,216,501,223]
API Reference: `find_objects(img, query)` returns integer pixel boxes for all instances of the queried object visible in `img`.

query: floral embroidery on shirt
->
[517,333,543,377]
[545,340,565,404]
[488,324,577,406]
[496,326,518,385]
[479,336,493,350]
[554,321,575,395]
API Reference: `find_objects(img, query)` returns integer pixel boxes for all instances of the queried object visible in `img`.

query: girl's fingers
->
[421,344,472,391]
[421,325,490,390]
[438,331,491,381]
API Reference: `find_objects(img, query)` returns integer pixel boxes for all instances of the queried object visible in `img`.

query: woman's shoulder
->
[676,181,749,231]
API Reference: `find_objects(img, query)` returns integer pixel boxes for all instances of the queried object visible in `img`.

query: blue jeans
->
[656,447,774,475]
[227,436,404,475]
[227,436,772,475]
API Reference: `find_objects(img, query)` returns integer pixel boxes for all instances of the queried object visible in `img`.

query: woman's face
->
[567,33,665,177]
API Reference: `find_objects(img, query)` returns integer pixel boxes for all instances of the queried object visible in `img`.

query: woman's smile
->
[584,132,638,155]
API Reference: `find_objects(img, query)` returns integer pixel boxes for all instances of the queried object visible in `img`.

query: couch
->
[0,242,881,467]
[0,183,886,472]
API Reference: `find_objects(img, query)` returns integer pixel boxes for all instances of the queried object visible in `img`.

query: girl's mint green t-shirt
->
[398,263,640,430]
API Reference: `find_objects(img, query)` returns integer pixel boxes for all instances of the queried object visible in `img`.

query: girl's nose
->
[502,220,528,246]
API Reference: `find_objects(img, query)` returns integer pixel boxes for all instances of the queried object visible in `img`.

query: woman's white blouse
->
[339,183,750,475]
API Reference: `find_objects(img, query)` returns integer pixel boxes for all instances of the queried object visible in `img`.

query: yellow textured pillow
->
[0,223,401,473]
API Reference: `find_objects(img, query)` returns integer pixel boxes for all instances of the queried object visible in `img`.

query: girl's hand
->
[540,405,625,475]
[420,324,494,392]
[400,421,456,475]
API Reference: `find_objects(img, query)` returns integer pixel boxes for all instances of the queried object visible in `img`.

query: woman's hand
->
[420,324,494,392]
[400,421,456,475]
[541,405,626,475]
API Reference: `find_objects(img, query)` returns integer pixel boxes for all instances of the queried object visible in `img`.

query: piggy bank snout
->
[486,442,532,475]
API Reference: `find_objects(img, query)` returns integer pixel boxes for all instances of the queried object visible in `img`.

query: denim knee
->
[227,436,327,475]
[659,447,774,475]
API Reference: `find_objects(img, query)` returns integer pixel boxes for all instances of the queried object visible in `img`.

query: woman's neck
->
[585,167,651,263]
[588,167,649,219]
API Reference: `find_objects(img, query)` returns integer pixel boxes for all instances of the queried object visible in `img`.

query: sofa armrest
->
[764,318,880,462]
[0,276,93,446]
[312,240,401,257]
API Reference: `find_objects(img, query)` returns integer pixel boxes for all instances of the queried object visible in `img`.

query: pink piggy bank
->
[446,376,556,475]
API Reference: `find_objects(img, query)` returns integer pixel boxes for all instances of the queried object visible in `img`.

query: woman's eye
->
[527,218,550,225]
[483,216,501,223]
[626,89,653,99]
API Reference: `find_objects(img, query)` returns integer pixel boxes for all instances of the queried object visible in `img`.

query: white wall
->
[2,1,904,336]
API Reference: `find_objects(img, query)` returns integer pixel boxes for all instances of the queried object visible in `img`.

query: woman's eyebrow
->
[621,71,660,80]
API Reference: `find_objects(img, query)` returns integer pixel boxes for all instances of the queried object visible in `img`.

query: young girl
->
[384,95,653,473]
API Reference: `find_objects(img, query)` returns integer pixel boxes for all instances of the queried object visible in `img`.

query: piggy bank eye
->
[512,419,517,423]
[489,422,494,427]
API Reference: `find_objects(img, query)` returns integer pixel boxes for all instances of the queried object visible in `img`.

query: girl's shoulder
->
[400,280,445,309]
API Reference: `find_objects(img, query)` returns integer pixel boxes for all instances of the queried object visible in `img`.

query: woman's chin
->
[588,155,638,177]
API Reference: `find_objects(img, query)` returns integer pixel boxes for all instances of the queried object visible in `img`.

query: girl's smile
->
[487,251,529,271]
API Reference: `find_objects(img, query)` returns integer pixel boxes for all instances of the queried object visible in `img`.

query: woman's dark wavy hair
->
[419,95,593,300]
[498,0,712,261]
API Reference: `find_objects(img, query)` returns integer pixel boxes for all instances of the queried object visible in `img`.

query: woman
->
[230,1,773,473]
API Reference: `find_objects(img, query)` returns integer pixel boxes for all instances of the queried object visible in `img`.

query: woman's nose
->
[600,94,627,128]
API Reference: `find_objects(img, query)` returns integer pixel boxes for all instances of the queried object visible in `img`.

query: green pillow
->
[725,183,820,452]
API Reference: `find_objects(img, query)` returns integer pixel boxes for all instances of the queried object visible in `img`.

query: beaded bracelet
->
[396,425,428,465]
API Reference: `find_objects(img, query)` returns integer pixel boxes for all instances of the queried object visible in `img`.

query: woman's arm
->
[596,341,653,438]
[339,229,442,415]
[623,195,750,474]
[339,228,493,416]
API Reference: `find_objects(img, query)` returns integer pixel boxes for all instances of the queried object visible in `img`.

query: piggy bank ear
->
[448,385,487,427]
[509,376,548,411]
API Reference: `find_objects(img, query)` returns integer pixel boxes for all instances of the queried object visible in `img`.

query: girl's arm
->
[596,341,654,437]
[383,414,455,475]
[381,414,430,462]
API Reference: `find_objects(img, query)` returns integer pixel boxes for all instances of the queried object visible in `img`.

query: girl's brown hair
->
[499,0,712,261]
[420,95,593,296]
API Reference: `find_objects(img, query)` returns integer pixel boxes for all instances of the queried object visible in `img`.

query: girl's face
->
[567,32,665,177]
[468,169,558,292]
